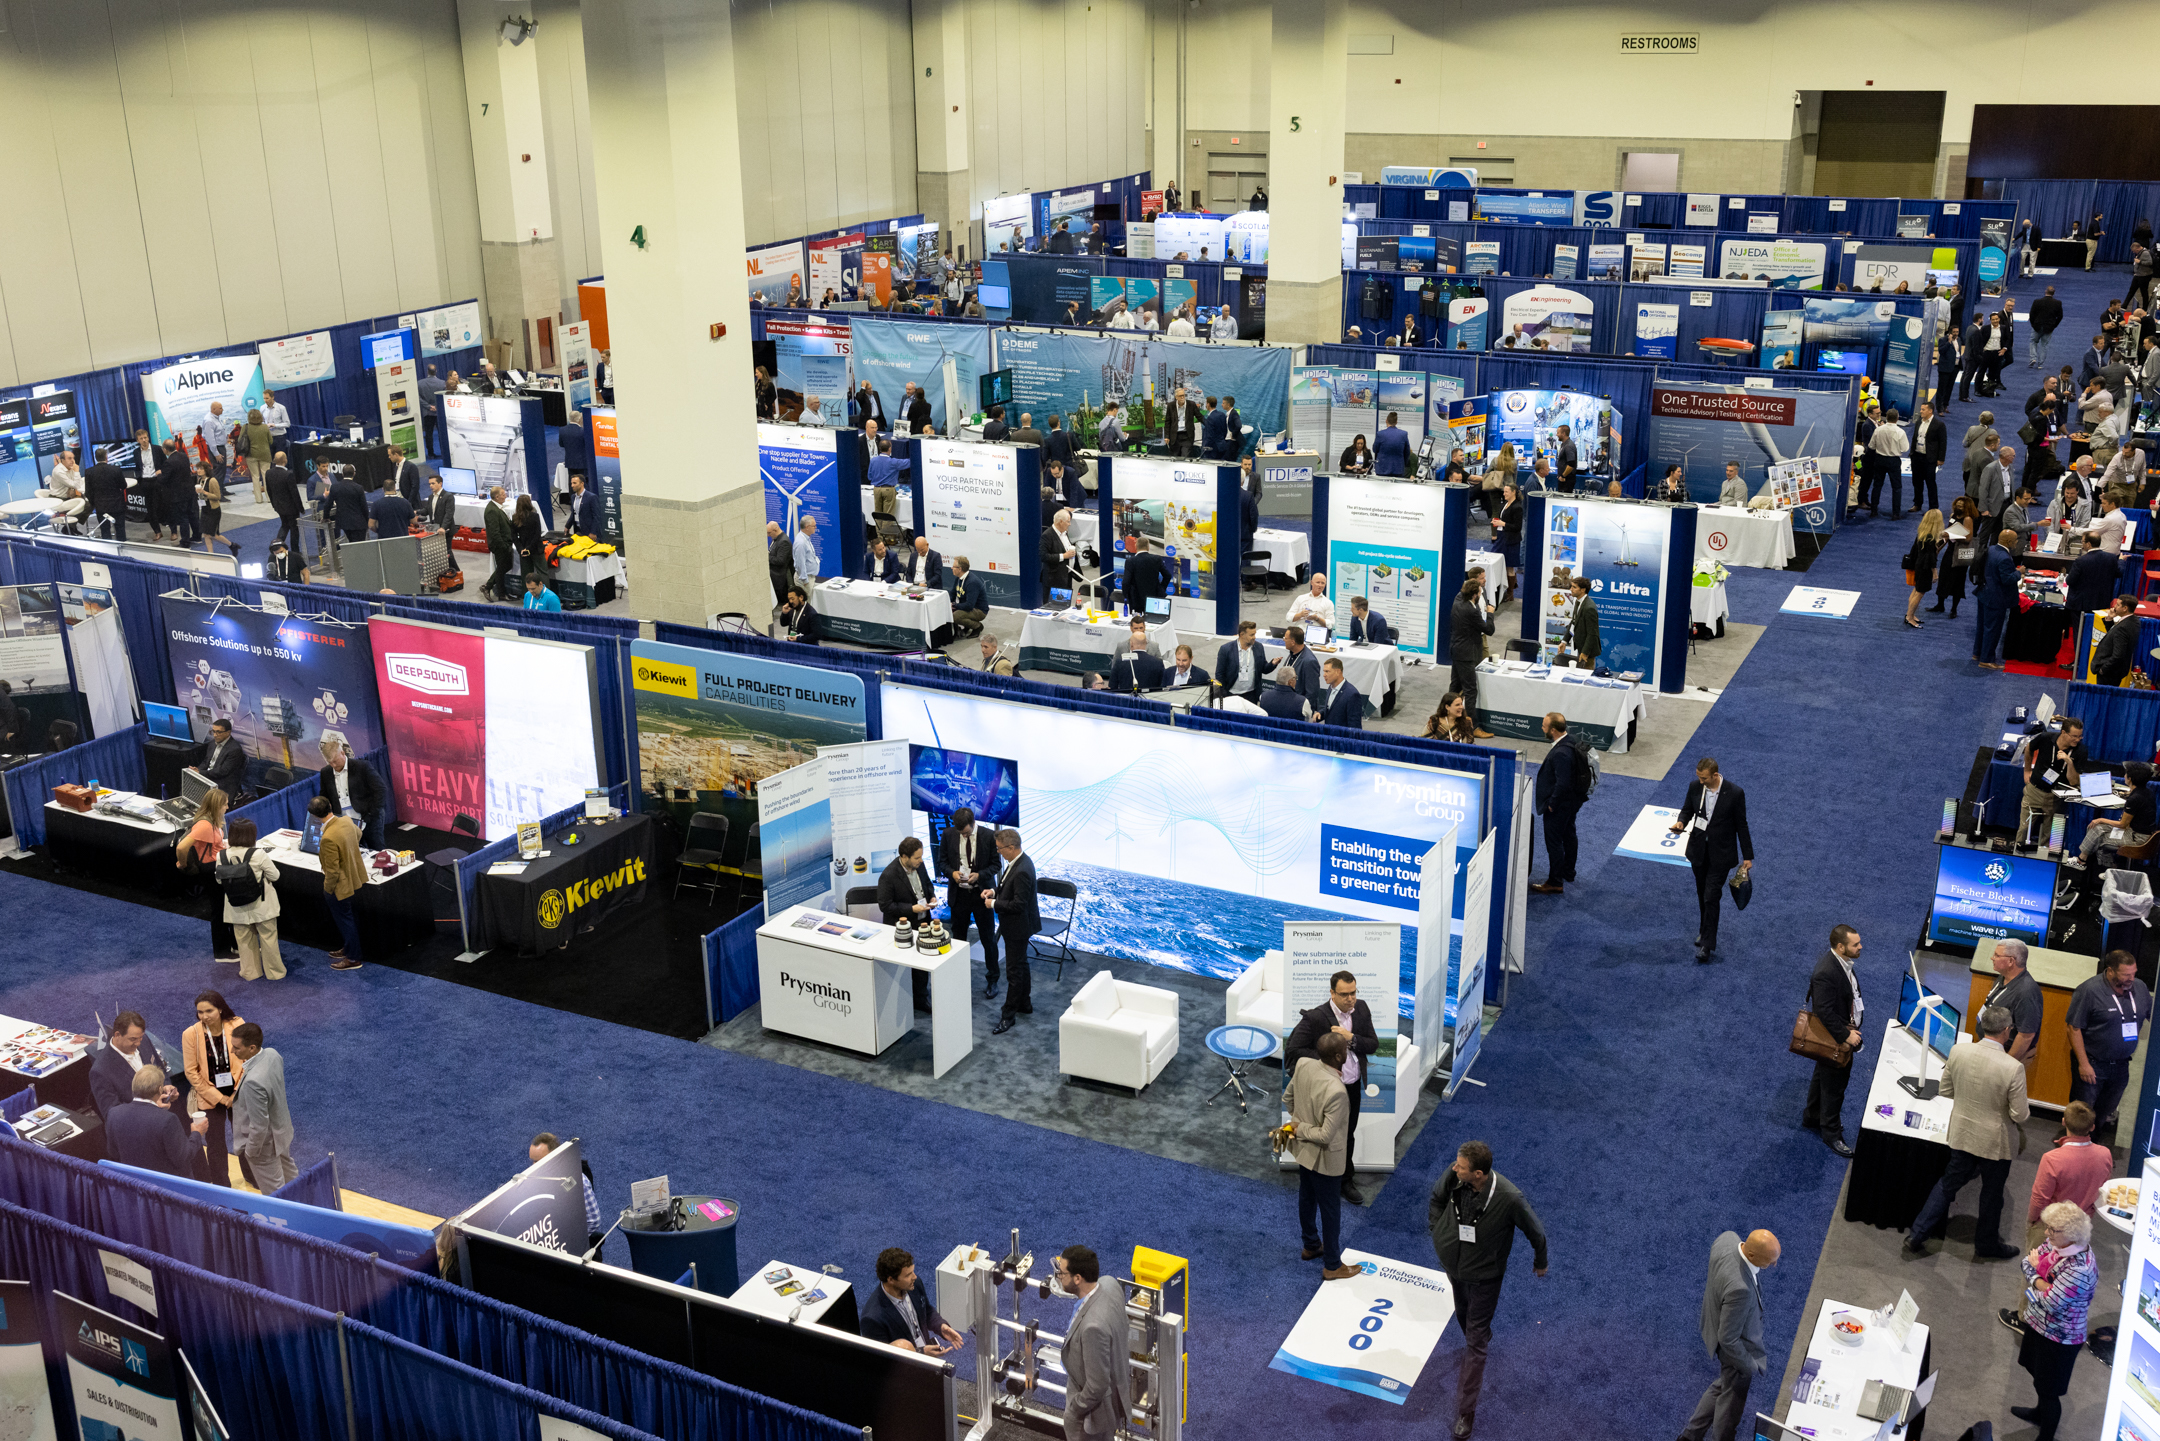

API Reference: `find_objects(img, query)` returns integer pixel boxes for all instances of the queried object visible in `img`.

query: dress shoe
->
[1821,1132,1854,1158]
[1473,727,1496,739]
[1340,1179,1368,1206]
[2011,1406,2040,1423]
[1321,1265,1359,1281]
[1902,1236,1929,1255]
[991,1016,1016,1035]
[983,982,1000,999]
[1529,881,1564,895]
[1454,1417,1474,1440]
[1974,1242,2021,1260]
[1300,1246,1323,1261]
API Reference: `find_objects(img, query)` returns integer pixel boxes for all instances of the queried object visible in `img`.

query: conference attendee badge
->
[2125,1022,2140,1042]
[214,1071,232,1088]
[1459,1225,1478,1243]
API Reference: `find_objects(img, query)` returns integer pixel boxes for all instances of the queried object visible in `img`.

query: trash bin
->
[2102,869,2152,965]
[620,1195,740,1295]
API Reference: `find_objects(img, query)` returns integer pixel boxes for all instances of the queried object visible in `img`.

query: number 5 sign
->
[1269,1251,1457,1402]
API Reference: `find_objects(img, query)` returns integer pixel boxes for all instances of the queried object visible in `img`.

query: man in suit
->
[901,535,943,590]
[1372,412,1412,477]
[565,475,601,538]
[1043,415,1075,475]
[418,365,448,459]
[1288,1031,1356,1278]
[1972,525,2023,669]
[1563,576,1600,670]
[860,1247,964,1353]
[1668,757,1752,962]
[1802,924,1867,1157]
[1971,443,2009,522]
[766,521,795,607]
[981,405,1010,442]
[1215,621,1268,702]
[1279,626,1325,710]
[425,473,458,533]
[1910,401,1946,514]
[106,1065,207,1177]
[84,446,129,541]
[876,837,938,1009]
[777,585,820,645]
[1428,1140,1550,1439]
[949,558,987,636]
[368,483,414,539]
[939,806,1002,997]
[1200,398,1230,461]
[1045,459,1087,514]
[327,466,369,544]
[1164,387,1202,458]
[2078,335,2111,392]
[1220,396,1243,459]
[1286,970,1381,1206]
[1905,1004,2030,1259]
[317,740,389,850]
[1345,597,1392,646]
[90,1011,177,1119]
[1054,1245,1129,1441]
[989,828,1037,1034]
[197,719,248,798]
[1258,664,1311,720]
[161,439,201,543]
[1449,578,1495,722]
[1531,713,1587,895]
[230,1022,297,1192]
[1163,645,1206,689]
[265,453,305,556]
[862,538,904,583]
[387,445,423,506]
[1040,510,1079,603]
[2093,595,2141,684]
[1316,658,1363,728]
[1118,532,1170,615]
[1109,624,1165,693]
[1046,221,1076,255]
[1679,1229,1778,1441]
[1004,411,1043,453]
[558,414,590,483]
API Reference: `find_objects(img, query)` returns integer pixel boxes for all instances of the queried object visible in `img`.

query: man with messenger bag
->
[1791,923,1865,1158]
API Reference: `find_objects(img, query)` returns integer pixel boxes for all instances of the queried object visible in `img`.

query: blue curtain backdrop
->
[271,1153,345,1211]
[3,722,148,848]
[341,1321,668,1441]
[2066,680,2160,761]
[705,908,764,1026]
[1997,181,2096,249]
[230,745,392,837]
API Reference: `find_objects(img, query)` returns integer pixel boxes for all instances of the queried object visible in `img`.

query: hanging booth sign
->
[258,329,337,387]
[142,356,265,447]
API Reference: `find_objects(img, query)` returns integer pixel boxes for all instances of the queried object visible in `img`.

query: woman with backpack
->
[215,818,283,981]
[179,787,237,961]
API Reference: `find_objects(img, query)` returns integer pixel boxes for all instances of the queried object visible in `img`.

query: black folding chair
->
[424,812,486,927]
[1241,548,1274,595]
[843,885,880,920]
[673,812,730,904]
[1028,877,1082,981]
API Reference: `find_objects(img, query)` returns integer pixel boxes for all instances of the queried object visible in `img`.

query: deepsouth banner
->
[823,738,911,884]
[258,329,337,386]
[768,318,851,426]
[1374,372,1426,450]
[1326,478,1443,656]
[0,1280,55,1435]
[368,616,601,841]
[747,241,808,304]
[880,685,1483,991]
[1269,1250,1456,1403]
[919,438,1026,607]
[1447,295,1489,350]
[1718,238,1827,290]
[106,1161,439,1268]
[990,330,1289,449]
[1281,921,1402,1140]
[1634,302,1680,358]
[1648,382,1852,537]
[631,637,865,880]
[142,355,265,447]
[759,423,840,550]
[1499,286,1593,352]
[561,320,594,412]
[852,318,992,436]
[415,300,482,357]
[1536,496,1672,678]
[58,1291,183,1438]
[1449,833,1496,1094]
[459,1139,589,1253]
[757,754,835,913]
[159,594,384,780]
[589,406,625,546]
[1112,456,1223,634]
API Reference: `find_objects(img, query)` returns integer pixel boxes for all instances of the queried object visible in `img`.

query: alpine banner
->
[142,355,266,448]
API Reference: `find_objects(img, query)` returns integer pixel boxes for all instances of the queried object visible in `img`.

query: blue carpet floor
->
[1,275,2134,1437]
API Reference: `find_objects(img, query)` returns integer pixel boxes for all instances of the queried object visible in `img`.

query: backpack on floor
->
[214,846,264,908]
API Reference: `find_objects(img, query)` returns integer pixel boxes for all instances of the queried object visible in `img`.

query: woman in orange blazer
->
[181,990,246,1188]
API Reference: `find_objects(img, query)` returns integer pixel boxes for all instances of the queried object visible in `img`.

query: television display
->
[1927,846,2054,948]
[908,745,1019,826]
[979,369,1014,408]
[979,284,1010,309]
[143,701,193,741]
[1815,348,1867,373]
[436,465,478,496]
[1897,970,1960,1059]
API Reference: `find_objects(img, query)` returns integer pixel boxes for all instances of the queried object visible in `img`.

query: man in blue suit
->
[105,1065,205,1177]
[860,1248,964,1353]
[1201,398,1229,460]
[1317,657,1364,728]
[90,1012,176,1119]
[1373,412,1412,477]
[565,474,601,538]
[559,413,590,481]
[863,538,904,582]
[1973,527,2023,669]
[1221,396,1243,459]
[1346,596,1393,645]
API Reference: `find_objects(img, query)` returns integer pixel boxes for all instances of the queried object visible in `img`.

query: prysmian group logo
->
[385,653,469,695]
[781,970,854,1014]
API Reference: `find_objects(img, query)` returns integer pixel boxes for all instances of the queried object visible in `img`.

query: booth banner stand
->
[1646,381,1853,547]
[1322,478,1447,657]
[445,393,553,528]
[920,438,1033,610]
[757,754,835,916]
[1329,371,1379,455]
[1290,368,1333,456]
[1104,457,1235,636]
[1505,771,1532,975]
[1278,921,1402,1172]
[821,739,911,890]
[759,423,841,552]
[59,1290,184,1434]
[1448,833,1495,1096]
[561,321,594,413]
[589,406,625,548]
[1535,495,1678,687]
[376,355,424,460]
[455,1138,589,1254]
[2098,1156,2160,1439]
[1268,1250,1455,1403]
[1410,833,1457,1091]
[143,356,265,447]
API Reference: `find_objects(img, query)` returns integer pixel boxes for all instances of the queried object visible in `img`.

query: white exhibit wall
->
[0,0,485,389]
[961,0,1151,221]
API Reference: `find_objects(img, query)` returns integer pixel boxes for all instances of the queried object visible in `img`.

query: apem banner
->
[851,317,993,434]
[992,331,1289,447]
[1647,383,1852,540]
[143,354,266,447]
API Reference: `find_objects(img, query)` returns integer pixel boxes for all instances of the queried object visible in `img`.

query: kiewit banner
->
[1268,1249,1455,1402]
[258,329,337,386]
[1718,238,1827,290]
[1536,495,1674,681]
[920,438,1026,607]
[457,1138,589,1253]
[1327,478,1444,656]
[142,355,265,447]
[160,595,384,781]
[58,1291,183,1439]
[1648,382,1852,540]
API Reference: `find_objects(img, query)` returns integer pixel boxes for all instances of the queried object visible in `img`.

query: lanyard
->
[2108,987,2139,1022]
[1454,1181,1488,1227]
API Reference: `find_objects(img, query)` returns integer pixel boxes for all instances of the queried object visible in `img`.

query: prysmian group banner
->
[1718,238,1827,290]
[143,354,266,446]
[458,1138,589,1252]
[757,754,835,914]
[1536,496,1673,684]
[759,422,840,552]
[1327,478,1443,656]
[58,1291,183,1439]
[919,438,1026,607]
[1647,382,1852,538]
[159,594,384,778]
[881,685,1484,991]
[852,317,992,436]
[990,330,1290,451]
[1282,920,1401,1131]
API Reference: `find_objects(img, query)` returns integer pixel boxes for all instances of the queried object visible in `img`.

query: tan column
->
[1264,0,1348,345]
[582,0,767,626]
[457,0,558,367]
[911,0,971,248]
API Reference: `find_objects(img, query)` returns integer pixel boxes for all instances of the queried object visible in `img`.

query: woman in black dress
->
[1904,508,1944,629]
[1338,435,1374,475]
[1927,496,1978,617]
[1492,480,1524,600]
[512,494,545,583]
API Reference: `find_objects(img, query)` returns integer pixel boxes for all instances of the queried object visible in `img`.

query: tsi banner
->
[58,1291,183,1439]
[143,354,265,447]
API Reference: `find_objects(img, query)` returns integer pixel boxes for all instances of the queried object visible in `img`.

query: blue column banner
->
[1881,313,1926,418]
[1634,302,1679,359]
[758,424,840,554]
[1447,295,1489,349]
[1977,218,2011,293]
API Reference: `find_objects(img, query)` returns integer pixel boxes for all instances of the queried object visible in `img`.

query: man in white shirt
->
[1165,645,1205,689]
[1717,463,1751,506]
[262,392,290,442]
[799,395,827,427]
[2071,491,2129,554]
[1166,305,1197,339]
[905,535,942,589]
[45,449,84,498]
[1286,575,1336,631]
[1209,308,1240,341]
[793,516,821,583]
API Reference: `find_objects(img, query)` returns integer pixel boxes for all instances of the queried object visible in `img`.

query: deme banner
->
[1327,478,1443,657]
[1647,383,1852,539]
[159,595,384,781]
[759,423,840,549]
[993,331,1290,448]
[881,685,1483,990]
[851,317,993,435]
[143,355,266,447]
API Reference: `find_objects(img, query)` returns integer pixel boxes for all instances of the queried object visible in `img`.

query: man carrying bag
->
[1793,924,1864,1157]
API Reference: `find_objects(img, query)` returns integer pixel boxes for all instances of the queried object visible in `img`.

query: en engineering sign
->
[1618,31,1699,53]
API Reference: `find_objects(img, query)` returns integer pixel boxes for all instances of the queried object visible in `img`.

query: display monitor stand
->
[1898,1001,1943,1101]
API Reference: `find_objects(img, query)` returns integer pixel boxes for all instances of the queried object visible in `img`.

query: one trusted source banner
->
[1269,1250,1456,1403]
[1647,383,1851,540]
[58,1290,183,1440]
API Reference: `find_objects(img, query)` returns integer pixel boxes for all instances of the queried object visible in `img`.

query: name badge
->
[2041,768,2060,786]
[2125,1022,2140,1042]
[213,1070,232,1087]
[1458,1224,1478,1244]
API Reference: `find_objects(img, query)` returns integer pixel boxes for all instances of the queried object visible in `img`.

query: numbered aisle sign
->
[1780,585,1861,619]
[1615,805,1691,867]
[1269,1250,1456,1402]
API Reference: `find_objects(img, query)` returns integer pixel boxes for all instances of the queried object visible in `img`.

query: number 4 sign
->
[1269,1251,1457,1402]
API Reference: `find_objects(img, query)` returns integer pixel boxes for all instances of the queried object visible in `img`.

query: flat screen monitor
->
[100,440,139,471]
[1753,1418,1807,1441]
[143,702,193,742]
[301,815,325,856]
[437,466,478,496]
[908,744,1019,826]
[1897,969,1960,1059]
[1926,846,2055,948]
[979,369,1014,408]
[978,284,1010,308]
[1815,348,1867,374]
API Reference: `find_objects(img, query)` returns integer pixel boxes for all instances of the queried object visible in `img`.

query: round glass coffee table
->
[1204,1024,1278,1111]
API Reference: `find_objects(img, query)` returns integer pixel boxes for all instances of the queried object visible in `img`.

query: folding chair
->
[673,812,730,904]
[1029,877,1082,982]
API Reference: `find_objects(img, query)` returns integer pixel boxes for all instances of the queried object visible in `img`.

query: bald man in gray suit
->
[1679,1228,1778,1441]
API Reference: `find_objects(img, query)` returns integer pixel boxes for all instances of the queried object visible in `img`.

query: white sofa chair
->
[1059,970,1179,1092]
[1223,949,1288,1057]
